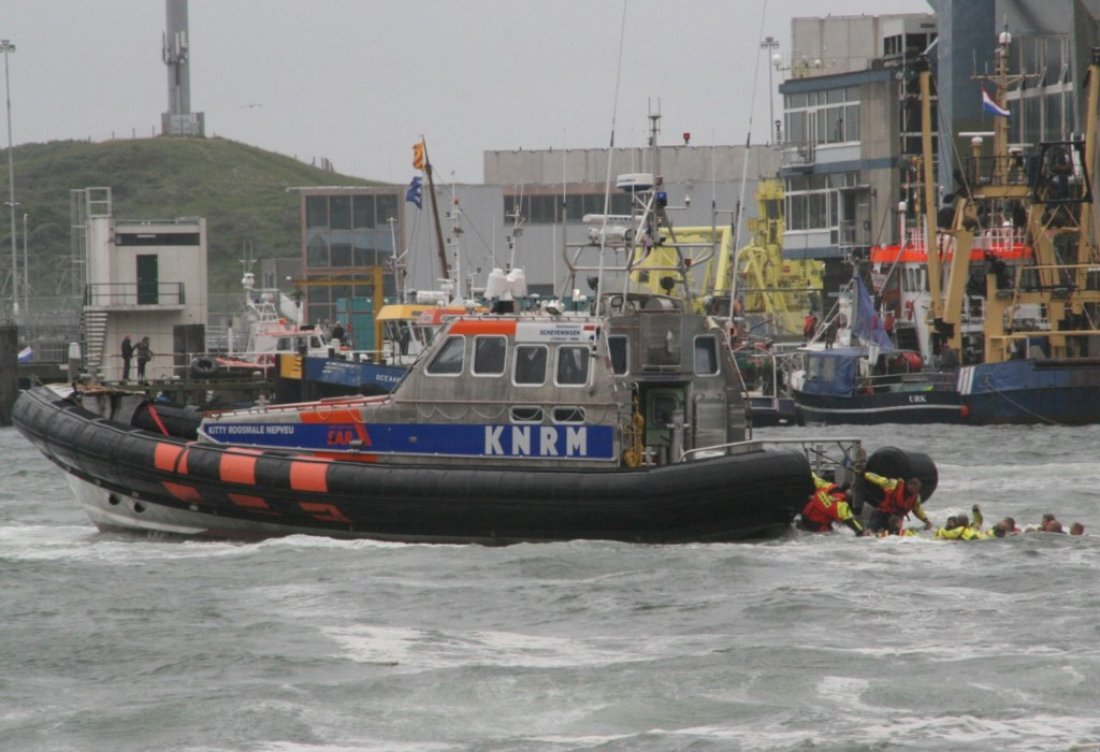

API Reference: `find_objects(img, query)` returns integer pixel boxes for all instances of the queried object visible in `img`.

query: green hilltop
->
[2,136,382,297]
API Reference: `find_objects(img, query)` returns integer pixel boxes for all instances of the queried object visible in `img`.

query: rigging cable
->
[728,0,770,317]
[596,0,628,303]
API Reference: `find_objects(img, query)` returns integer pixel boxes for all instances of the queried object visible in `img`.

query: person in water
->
[1070,522,1085,536]
[864,473,930,533]
[799,473,867,536]
[1025,513,1061,533]
[878,514,919,537]
[935,506,991,540]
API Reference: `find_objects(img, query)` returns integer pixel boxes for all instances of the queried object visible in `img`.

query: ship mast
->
[419,138,449,281]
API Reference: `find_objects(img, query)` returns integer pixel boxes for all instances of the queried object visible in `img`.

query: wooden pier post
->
[0,323,19,426]
[67,342,83,384]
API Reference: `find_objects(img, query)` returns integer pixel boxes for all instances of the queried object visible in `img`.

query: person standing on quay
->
[120,335,134,381]
[135,336,153,382]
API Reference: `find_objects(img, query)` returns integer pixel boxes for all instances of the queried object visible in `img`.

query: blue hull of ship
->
[959,359,1100,424]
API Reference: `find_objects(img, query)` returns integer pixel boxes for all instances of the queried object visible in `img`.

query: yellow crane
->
[628,179,823,339]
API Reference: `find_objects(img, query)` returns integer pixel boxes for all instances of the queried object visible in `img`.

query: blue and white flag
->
[405,176,423,209]
[982,89,1010,118]
[854,276,894,350]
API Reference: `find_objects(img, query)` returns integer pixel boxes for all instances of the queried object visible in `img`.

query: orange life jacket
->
[878,482,917,516]
[802,486,845,531]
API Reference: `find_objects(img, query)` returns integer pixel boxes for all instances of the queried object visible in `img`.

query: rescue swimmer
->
[864,472,931,533]
[798,473,867,536]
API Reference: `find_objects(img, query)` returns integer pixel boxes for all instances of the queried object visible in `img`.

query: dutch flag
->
[982,89,1010,118]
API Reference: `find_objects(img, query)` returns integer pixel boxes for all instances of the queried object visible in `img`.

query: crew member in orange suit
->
[799,474,867,535]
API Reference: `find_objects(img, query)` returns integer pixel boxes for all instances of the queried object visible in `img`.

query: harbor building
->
[72,187,208,381]
[777,0,1100,276]
[777,11,938,293]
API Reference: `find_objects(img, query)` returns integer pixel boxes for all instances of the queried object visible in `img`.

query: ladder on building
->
[81,310,108,377]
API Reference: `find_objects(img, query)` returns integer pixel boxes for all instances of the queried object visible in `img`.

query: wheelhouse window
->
[808,355,823,380]
[555,346,590,386]
[514,345,548,385]
[426,335,465,375]
[608,335,628,374]
[473,335,507,376]
[693,335,720,375]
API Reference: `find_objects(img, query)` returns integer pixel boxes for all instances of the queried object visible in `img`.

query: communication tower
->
[161,0,205,136]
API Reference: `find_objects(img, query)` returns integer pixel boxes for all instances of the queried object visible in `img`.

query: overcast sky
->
[4,0,929,185]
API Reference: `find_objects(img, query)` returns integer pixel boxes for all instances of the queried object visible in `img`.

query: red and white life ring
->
[904,300,915,321]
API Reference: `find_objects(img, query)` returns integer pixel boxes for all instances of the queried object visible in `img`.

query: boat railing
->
[1004,261,1099,294]
[85,282,187,307]
[860,369,956,394]
[967,153,1036,187]
[971,225,1028,252]
[166,351,277,381]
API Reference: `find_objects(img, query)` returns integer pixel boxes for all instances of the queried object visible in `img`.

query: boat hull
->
[14,386,813,544]
[793,388,966,425]
[959,359,1100,425]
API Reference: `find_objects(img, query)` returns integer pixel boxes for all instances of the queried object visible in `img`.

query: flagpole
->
[419,139,450,281]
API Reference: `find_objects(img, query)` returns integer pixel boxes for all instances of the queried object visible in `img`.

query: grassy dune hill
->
[2,136,380,296]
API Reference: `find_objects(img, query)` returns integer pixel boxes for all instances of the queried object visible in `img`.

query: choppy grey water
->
[2,421,1099,752]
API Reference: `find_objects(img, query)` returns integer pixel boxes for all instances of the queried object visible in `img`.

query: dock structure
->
[0,323,17,425]
[118,373,277,411]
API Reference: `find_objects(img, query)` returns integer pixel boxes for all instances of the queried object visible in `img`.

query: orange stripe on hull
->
[162,481,203,503]
[220,449,260,486]
[228,493,276,513]
[300,407,364,425]
[154,443,185,472]
[290,460,330,492]
[310,451,378,463]
[299,501,351,523]
[871,243,1033,264]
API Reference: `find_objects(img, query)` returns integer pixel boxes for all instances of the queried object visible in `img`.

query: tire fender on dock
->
[190,357,218,378]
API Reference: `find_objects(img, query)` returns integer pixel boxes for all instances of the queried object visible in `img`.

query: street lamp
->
[1,39,16,321]
[760,36,780,145]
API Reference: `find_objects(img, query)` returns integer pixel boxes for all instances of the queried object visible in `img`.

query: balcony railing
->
[85,282,186,307]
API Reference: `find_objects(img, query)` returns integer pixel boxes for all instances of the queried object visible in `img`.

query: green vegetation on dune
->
[1,136,381,296]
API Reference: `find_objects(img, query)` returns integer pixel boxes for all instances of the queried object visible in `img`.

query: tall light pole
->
[22,211,28,317]
[1,39,16,321]
[760,36,779,145]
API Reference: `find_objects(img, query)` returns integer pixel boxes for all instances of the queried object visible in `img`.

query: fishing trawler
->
[796,34,1100,425]
[11,172,935,543]
[789,276,965,425]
